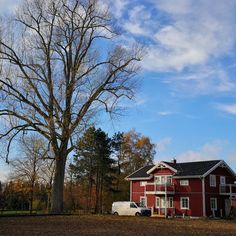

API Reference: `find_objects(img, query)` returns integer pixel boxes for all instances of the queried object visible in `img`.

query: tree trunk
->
[50,154,66,214]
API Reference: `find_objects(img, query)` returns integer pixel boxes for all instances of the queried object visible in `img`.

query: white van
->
[112,201,151,216]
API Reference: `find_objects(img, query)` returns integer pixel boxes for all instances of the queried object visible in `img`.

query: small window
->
[180,197,189,209]
[155,197,160,208]
[220,176,226,185]
[140,181,147,187]
[180,180,189,186]
[210,198,217,210]
[210,175,216,187]
[140,197,146,207]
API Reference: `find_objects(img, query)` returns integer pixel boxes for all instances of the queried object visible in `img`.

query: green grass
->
[0,210,37,215]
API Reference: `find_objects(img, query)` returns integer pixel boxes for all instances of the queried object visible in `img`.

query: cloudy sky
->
[1,0,236,180]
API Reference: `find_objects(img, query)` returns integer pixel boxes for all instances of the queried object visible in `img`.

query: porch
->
[219,184,236,198]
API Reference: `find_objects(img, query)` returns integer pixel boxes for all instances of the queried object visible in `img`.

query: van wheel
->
[113,212,119,216]
[135,212,141,216]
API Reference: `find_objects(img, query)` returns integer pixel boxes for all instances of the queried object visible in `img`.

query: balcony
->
[219,184,236,196]
[145,183,175,195]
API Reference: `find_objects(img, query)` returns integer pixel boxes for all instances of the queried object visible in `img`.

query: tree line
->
[0,128,155,214]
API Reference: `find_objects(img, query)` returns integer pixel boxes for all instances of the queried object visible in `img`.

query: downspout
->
[130,180,132,201]
[201,177,206,217]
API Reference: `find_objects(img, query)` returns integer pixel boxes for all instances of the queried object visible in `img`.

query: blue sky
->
[1,0,236,180]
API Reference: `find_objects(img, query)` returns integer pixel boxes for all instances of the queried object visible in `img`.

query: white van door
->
[130,202,138,215]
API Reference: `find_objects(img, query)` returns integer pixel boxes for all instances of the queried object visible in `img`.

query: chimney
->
[171,158,177,164]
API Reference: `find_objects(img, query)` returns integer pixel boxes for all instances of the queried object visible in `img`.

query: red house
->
[126,159,236,218]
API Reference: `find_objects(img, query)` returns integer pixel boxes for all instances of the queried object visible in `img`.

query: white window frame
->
[210,175,216,187]
[140,196,147,207]
[180,197,189,210]
[210,198,217,210]
[220,176,226,185]
[155,175,172,185]
[180,180,189,186]
[155,197,160,208]
[140,181,147,187]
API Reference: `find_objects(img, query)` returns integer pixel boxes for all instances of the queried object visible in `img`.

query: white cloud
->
[175,141,222,162]
[166,66,235,96]
[123,5,153,36]
[142,0,236,71]
[158,111,175,116]
[215,103,236,115]
[156,137,172,152]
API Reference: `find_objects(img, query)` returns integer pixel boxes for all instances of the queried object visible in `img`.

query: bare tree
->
[11,135,50,213]
[0,0,142,213]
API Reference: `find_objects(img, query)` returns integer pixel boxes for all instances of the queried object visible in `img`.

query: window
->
[140,181,147,187]
[220,176,226,185]
[169,197,173,208]
[155,176,172,185]
[130,202,137,208]
[166,176,172,185]
[155,197,160,208]
[210,175,216,187]
[210,198,217,210]
[140,197,146,207]
[180,180,189,186]
[180,197,189,209]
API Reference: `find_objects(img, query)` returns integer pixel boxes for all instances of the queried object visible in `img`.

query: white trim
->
[180,197,189,210]
[202,178,206,217]
[147,161,177,174]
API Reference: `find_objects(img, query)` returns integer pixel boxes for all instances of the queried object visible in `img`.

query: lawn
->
[0,215,235,236]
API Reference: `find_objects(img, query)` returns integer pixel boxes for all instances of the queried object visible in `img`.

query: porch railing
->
[219,184,236,196]
[145,183,175,194]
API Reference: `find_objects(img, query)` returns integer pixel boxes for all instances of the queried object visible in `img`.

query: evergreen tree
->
[70,127,114,213]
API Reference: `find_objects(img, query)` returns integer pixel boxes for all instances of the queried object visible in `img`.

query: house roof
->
[126,160,227,179]
[126,165,155,179]
[163,160,222,177]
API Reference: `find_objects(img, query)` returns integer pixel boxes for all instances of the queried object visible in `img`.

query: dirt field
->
[0,215,236,236]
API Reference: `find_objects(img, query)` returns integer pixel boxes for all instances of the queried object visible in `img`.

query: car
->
[112,201,151,216]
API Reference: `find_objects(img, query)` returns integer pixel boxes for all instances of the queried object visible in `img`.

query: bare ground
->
[0,215,236,236]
